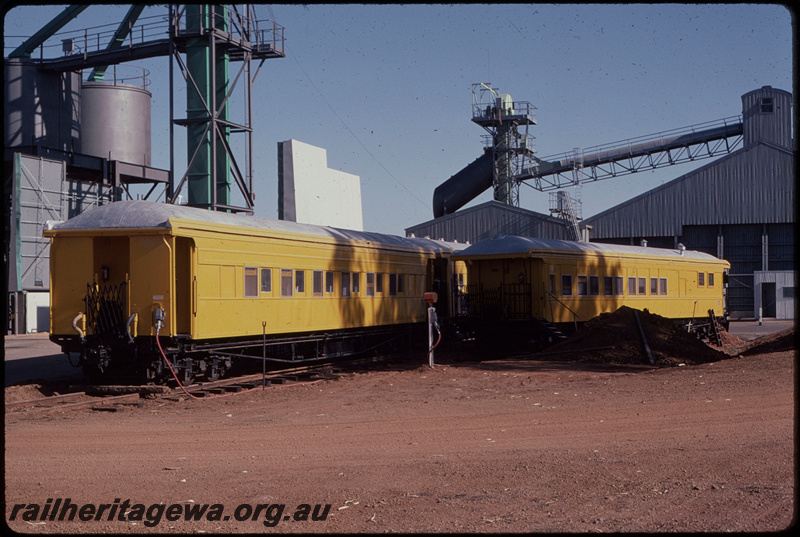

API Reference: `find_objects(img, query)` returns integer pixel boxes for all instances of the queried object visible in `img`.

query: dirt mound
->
[537,306,731,366]
[741,328,796,356]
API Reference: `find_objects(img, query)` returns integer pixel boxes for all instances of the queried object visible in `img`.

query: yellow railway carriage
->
[451,234,730,342]
[45,201,466,382]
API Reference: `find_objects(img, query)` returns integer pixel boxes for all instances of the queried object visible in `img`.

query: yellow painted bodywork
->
[462,248,730,323]
[46,216,458,341]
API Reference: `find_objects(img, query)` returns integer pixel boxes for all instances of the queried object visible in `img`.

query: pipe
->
[432,150,494,218]
[125,312,137,343]
[72,312,85,339]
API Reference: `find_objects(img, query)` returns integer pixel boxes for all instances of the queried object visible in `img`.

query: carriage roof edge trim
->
[43,200,468,254]
[452,234,728,264]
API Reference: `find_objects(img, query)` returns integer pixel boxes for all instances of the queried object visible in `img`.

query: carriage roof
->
[452,234,722,261]
[46,200,466,254]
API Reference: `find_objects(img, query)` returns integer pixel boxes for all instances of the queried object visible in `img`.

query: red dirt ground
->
[4,315,796,533]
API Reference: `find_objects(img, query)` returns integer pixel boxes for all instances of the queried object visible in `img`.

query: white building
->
[278,139,364,231]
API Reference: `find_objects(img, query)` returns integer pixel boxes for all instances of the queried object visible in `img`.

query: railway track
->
[5,355,395,413]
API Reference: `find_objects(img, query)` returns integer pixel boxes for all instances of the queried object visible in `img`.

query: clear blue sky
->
[3,4,793,235]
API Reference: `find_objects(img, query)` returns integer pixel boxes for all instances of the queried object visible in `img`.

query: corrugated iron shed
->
[582,142,794,239]
[406,200,572,243]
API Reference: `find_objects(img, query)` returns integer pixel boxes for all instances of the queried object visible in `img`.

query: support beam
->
[87,5,146,81]
[7,5,88,59]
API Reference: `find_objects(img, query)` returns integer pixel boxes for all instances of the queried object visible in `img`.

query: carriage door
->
[175,237,195,336]
[428,258,449,316]
[529,257,546,318]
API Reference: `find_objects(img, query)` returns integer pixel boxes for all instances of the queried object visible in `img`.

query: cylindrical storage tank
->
[4,58,82,152]
[81,77,151,166]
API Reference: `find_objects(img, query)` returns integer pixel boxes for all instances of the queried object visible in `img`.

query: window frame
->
[650,277,659,295]
[659,277,668,295]
[261,268,272,294]
[325,271,334,294]
[628,277,637,296]
[313,270,324,297]
[366,272,375,297]
[698,272,705,287]
[614,276,624,296]
[603,276,613,296]
[341,271,351,297]
[244,266,259,298]
[638,277,647,295]
[561,274,573,297]
[577,275,588,296]
[280,268,293,297]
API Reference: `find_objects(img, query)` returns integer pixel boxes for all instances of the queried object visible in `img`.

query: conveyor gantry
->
[433,115,743,218]
[518,116,743,191]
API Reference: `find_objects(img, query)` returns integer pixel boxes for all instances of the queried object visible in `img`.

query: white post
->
[428,305,436,368]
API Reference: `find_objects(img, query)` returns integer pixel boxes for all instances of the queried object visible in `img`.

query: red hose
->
[155,330,201,400]
[430,330,442,353]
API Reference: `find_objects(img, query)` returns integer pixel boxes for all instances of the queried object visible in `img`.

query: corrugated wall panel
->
[406,202,572,243]
[585,143,793,239]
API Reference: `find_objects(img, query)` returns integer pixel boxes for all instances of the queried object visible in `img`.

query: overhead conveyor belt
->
[517,117,743,189]
[431,116,743,218]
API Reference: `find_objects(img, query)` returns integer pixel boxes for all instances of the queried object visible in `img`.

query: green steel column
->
[185,4,230,209]
[214,4,231,208]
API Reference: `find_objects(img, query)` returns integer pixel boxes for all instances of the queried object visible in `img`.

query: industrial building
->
[278,139,364,231]
[4,6,285,334]
[408,86,794,320]
[582,86,794,319]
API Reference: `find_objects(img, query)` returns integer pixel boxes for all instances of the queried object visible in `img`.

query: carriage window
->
[577,275,588,296]
[325,271,334,294]
[561,275,573,296]
[244,267,258,297]
[261,268,272,293]
[698,272,705,286]
[589,276,599,296]
[313,271,324,297]
[603,276,613,296]
[650,278,658,295]
[628,277,637,295]
[353,272,360,294]
[389,274,398,296]
[660,278,668,295]
[708,273,715,287]
[638,278,647,295]
[615,276,624,296]
[342,272,351,297]
[295,270,305,294]
[281,269,293,297]
[398,274,405,294]
[366,273,375,297]
[376,273,384,293]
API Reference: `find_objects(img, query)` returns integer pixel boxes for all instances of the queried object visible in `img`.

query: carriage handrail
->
[544,290,581,330]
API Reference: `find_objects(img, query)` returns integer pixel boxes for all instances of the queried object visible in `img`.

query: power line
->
[290,53,429,210]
